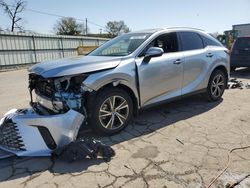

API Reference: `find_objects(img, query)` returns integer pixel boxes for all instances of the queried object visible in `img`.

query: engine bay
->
[28,74,88,115]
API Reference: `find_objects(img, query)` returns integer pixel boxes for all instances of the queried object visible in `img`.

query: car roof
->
[129,28,163,34]
[130,27,207,35]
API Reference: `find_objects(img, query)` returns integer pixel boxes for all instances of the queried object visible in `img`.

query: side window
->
[139,32,179,56]
[180,32,204,51]
[201,35,222,47]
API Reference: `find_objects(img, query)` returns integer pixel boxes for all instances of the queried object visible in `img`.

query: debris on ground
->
[246,83,250,89]
[227,78,244,89]
[176,138,184,145]
[52,138,115,162]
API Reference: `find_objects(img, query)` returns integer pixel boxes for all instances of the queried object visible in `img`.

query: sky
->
[0,0,250,34]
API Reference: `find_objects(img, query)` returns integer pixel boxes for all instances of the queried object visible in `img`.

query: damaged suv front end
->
[28,55,123,116]
[0,53,128,157]
[0,72,91,157]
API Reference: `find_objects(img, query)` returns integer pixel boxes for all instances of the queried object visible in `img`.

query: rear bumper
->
[0,108,85,157]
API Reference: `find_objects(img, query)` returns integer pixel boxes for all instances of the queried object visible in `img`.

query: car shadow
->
[231,67,250,79]
[0,94,222,182]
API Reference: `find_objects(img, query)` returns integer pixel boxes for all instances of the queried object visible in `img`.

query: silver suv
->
[29,28,229,134]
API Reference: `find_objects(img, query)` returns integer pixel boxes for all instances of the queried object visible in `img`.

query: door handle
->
[206,53,214,57]
[173,59,182,65]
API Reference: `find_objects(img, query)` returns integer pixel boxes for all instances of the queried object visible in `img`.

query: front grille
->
[0,118,26,151]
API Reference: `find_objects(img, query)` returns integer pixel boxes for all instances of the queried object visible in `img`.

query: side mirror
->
[144,47,164,58]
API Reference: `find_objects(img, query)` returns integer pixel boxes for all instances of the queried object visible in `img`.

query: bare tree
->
[0,0,26,32]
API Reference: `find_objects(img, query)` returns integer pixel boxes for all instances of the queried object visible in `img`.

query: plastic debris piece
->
[227,79,244,89]
[52,138,115,162]
[246,83,250,89]
[176,138,184,145]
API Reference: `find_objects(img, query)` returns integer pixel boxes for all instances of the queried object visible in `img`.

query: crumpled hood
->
[29,55,122,78]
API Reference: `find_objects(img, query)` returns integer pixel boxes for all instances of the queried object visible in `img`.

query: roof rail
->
[166,27,205,31]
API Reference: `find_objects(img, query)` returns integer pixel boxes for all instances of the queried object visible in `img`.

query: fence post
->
[32,35,37,63]
[60,37,64,57]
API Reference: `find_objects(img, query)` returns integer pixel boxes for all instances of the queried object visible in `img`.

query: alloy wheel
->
[210,74,225,98]
[99,96,129,130]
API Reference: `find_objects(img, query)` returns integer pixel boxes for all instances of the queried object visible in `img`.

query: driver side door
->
[135,32,184,107]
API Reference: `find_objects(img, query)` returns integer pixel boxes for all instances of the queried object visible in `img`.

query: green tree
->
[54,17,87,35]
[105,20,130,37]
[0,0,26,32]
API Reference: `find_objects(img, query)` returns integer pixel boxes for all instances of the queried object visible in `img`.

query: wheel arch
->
[210,65,229,84]
[85,81,139,116]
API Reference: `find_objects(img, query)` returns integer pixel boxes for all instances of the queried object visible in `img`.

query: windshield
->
[89,33,151,56]
[234,38,250,49]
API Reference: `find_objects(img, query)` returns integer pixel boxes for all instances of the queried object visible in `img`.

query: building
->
[233,23,250,37]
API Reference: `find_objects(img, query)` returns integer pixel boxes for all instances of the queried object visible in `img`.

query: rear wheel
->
[89,88,133,135]
[205,69,227,101]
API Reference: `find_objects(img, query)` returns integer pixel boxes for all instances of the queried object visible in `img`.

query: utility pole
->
[85,18,88,35]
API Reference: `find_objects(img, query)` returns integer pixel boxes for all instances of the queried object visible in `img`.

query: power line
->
[6,4,107,30]
[88,20,106,29]
[27,7,106,29]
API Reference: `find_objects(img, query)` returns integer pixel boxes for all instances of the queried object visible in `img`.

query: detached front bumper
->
[0,108,85,157]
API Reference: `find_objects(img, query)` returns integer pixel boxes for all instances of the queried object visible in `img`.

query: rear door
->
[179,31,216,95]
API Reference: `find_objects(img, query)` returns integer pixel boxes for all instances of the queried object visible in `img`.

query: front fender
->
[82,69,139,101]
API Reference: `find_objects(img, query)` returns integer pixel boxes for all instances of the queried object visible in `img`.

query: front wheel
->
[89,88,133,135]
[205,69,227,101]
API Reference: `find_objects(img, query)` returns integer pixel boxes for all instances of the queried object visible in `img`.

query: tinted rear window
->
[234,38,250,49]
[180,32,204,51]
[201,35,222,47]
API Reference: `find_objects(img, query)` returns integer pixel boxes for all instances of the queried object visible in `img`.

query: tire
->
[89,88,133,135]
[205,69,227,102]
[230,67,236,72]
